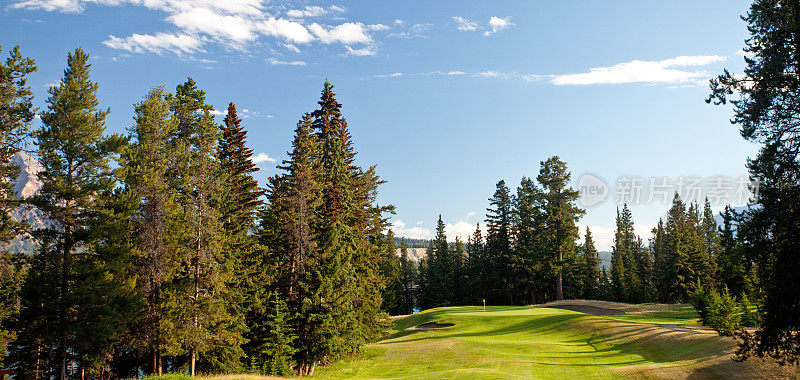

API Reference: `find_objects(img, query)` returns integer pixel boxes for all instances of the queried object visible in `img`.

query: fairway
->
[315,303,799,379]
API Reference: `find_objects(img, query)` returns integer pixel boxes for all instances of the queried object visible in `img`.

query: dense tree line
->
[0,46,399,378]
[417,157,590,308]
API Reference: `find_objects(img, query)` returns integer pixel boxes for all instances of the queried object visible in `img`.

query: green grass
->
[604,304,700,325]
[143,304,795,379]
[313,305,783,379]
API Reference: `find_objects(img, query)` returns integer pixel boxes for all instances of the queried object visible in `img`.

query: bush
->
[739,294,758,328]
[706,287,741,336]
[690,281,711,325]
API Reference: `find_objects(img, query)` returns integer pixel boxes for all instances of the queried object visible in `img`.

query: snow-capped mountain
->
[6,151,48,254]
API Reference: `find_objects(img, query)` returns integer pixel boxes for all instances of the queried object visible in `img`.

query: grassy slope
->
[315,305,798,379]
[147,303,798,379]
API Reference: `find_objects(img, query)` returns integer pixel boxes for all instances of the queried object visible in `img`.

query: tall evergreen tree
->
[167,78,244,375]
[537,157,584,301]
[420,216,453,308]
[14,48,128,379]
[122,86,182,375]
[0,44,36,367]
[579,227,601,299]
[218,102,264,234]
[485,181,514,304]
[465,224,485,304]
[513,176,547,304]
[398,238,416,314]
[708,0,800,364]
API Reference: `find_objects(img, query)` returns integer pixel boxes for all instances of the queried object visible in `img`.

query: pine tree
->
[513,176,547,304]
[485,181,513,304]
[465,224,485,304]
[421,216,453,308]
[537,157,584,301]
[398,238,416,314]
[379,231,404,315]
[122,86,182,375]
[0,44,36,367]
[579,227,601,299]
[167,78,244,375]
[709,2,800,362]
[218,102,264,234]
[717,206,748,297]
[14,47,127,379]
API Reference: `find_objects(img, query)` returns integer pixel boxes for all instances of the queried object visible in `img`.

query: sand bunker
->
[415,322,455,330]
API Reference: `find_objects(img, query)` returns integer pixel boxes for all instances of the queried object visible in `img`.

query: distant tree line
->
[415,156,588,309]
[0,46,401,378]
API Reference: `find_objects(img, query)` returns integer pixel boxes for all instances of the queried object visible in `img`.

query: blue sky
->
[2,0,756,250]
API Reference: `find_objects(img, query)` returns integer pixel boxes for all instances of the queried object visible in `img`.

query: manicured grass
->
[604,304,700,325]
[143,303,797,379]
[314,305,795,379]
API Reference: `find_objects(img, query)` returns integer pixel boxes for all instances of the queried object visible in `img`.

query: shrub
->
[739,294,758,328]
[690,281,711,325]
[706,287,741,336]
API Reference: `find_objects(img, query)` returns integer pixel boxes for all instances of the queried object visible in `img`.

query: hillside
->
[315,301,799,379]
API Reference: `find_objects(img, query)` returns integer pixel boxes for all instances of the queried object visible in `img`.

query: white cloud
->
[282,43,301,53]
[374,72,402,78]
[475,70,506,78]
[391,220,432,240]
[388,22,431,39]
[268,57,306,66]
[102,33,204,55]
[445,221,485,242]
[447,70,466,75]
[453,16,514,36]
[167,7,256,44]
[345,45,376,56]
[578,223,657,252]
[483,16,513,36]
[259,17,315,44]
[209,108,224,116]
[13,0,378,56]
[368,23,389,31]
[252,152,277,164]
[552,55,727,85]
[452,16,479,31]
[286,5,344,18]
[308,22,371,44]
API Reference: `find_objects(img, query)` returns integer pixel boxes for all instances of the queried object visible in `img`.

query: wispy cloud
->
[452,16,514,36]
[103,33,204,55]
[452,16,479,31]
[268,57,307,66]
[286,5,344,18]
[551,55,727,85]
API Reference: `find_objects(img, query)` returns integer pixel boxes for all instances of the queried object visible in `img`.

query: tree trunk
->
[556,246,564,301]
[58,226,72,380]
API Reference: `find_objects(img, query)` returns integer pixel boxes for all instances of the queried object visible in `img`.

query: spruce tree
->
[485,181,513,304]
[465,224,485,304]
[709,0,800,363]
[537,157,584,301]
[167,78,244,375]
[513,176,547,304]
[0,44,36,367]
[399,238,416,314]
[579,227,601,299]
[122,86,182,375]
[14,47,127,379]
